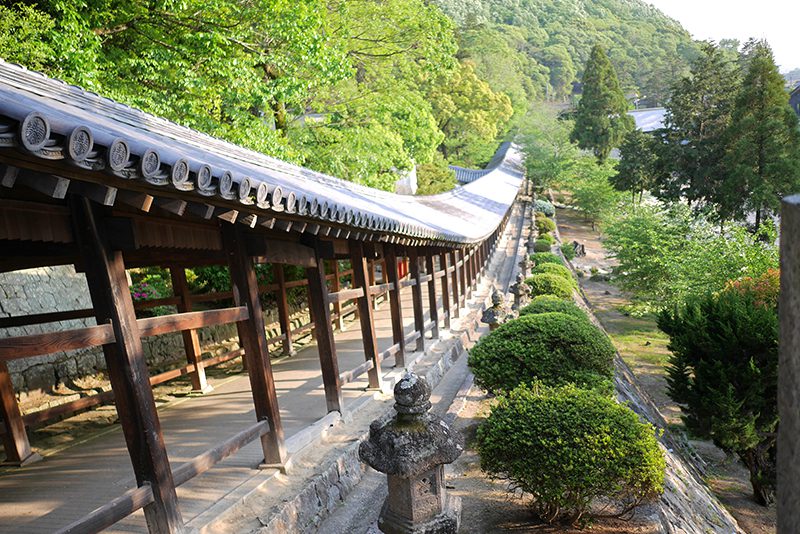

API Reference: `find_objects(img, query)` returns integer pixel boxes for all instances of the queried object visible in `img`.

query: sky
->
[646,0,800,72]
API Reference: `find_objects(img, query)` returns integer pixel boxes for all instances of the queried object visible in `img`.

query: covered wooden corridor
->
[0,59,525,533]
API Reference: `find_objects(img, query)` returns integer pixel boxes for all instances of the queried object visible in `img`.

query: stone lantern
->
[518,255,533,278]
[359,372,463,534]
[480,289,508,330]
[526,236,536,256]
[510,272,531,312]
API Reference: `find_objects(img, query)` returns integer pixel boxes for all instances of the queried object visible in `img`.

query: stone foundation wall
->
[0,265,301,408]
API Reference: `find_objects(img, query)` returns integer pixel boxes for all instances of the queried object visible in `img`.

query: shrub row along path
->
[555,206,776,534]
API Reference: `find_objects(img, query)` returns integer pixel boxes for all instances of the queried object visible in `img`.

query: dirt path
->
[554,206,776,534]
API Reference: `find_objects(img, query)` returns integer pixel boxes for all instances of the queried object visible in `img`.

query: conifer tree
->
[611,129,658,203]
[723,42,800,229]
[570,44,633,163]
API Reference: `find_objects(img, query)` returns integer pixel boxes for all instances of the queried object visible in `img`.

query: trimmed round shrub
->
[531,262,575,285]
[530,252,562,266]
[519,295,587,321]
[560,243,576,261]
[477,384,665,524]
[535,217,556,234]
[533,239,552,252]
[468,312,615,392]
[537,233,555,245]
[533,199,556,217]
[526,273,574,299]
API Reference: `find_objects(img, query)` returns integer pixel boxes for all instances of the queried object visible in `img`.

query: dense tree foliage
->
[659,274,779,505]
[611,129,658,203]
[571,45,633,162]
[723,43,800,229]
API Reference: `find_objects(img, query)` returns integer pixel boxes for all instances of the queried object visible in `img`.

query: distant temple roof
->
[628,107,666,132]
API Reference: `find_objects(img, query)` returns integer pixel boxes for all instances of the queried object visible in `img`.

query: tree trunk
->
[754,208,762,232]
[741,445,776,506]
[271,100,288,134]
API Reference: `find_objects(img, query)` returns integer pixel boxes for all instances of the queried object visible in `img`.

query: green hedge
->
[537,233,556,245]
[560,243,576,261]
[477,384,665,523]
[533,199,556,217]
[533,239,553,253]
[530,252,562,266]
[526,273,574,299]
[519,295,586,321]
[531,263,575,285]
[535,217,556,234]
[468,312,615,392]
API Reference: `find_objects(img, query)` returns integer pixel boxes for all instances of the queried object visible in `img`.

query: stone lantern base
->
[378,494,461,534]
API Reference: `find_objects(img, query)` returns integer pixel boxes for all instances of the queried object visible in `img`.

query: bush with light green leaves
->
[519,295,586,321]
[530,263,575,286]
[530,252,562,266]
[477,383,665,524]
[526,273,573,299]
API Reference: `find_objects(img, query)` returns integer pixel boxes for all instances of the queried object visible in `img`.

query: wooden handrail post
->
[349,241,384,390]
[170,267,212,394]
[449,251,460,319]
[221,223,286,467]
[71,197,185,534]
[331,260,345,331]
[439,252,452,329]
[0,362,40,466]
[408,248,426,352]
[274,264,295,356]
[305,251,343,413]
[385,245,406,367]
[425,254,440,338]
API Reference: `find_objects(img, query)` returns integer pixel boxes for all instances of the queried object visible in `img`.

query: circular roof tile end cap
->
[139,149,161,179]
[319,201,329,219]
[297,195,308,215]
[256,181,270,208]
[171,158,191,190]
[66,126,93,162]
[309,197,319,217]
[285,191,297,214]
[219,171,236,200]
[271,186,284,211]
[107,138,131,172]
[19,111,50,152]
[238,176,253,204]
[197,164,215,195]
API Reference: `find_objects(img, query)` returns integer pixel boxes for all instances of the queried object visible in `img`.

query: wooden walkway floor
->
[0,284,441,533]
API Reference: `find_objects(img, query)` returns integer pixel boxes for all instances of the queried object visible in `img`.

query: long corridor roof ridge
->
[0,60,524,245]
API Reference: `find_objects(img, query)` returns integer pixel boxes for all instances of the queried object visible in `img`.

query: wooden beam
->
[0,362,40,466]
[69,181,118,206]
[16,173,70,199]
[305,251,343,413]
[327,287,365,303]
[221,223,286,466]
[274,264,295,356]
[0,324,115,362]
[170,267,212,394]
[117,190,153,212]
[440,252,452,329]
[449,251,460,319]
[408,248,425,352]
[384,245,406,367]
[349,241,383,390]
[425,254,440,339]
[247,238,317,268]
[70,197,184,533]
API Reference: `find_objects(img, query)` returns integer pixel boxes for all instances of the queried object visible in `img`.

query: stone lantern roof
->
[359,373,463,478]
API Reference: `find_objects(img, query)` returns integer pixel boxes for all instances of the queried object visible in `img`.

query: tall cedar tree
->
[656,43,740,213]
[570,44,633,163]
[723,42,800,229]
[611,129,658,202]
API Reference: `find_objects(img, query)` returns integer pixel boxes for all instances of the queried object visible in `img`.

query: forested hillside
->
[0,0,697,191]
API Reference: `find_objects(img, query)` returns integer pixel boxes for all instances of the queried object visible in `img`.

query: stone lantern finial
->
[481,288,508,330]
[359,372,463,534]
[510,272,531,312]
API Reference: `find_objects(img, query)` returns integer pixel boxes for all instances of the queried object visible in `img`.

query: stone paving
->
[0,282,442,533]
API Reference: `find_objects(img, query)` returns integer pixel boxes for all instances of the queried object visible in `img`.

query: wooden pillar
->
[221,224,286,466]
[439,252,452,329]
[71,197,184,534]
[463,249,473,297]
[425,254,440,338]
[449,251,460,319]
[408,248,426,352]
[274,264,295,356]
[331,260,345,331]
[349,242,384,390]
[458,249,468,307]
[384,245,406,367]
[779,195,800,532]
[305,253,343,413]
[368,259,380,311]
[0,363,40,466]
[170,267,212,394]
